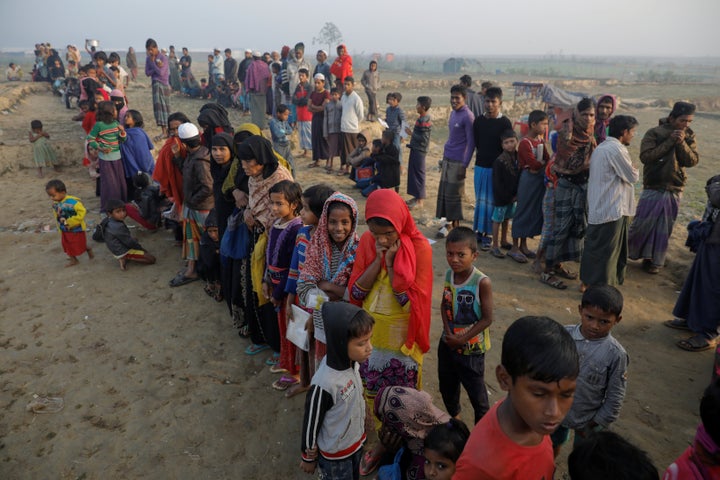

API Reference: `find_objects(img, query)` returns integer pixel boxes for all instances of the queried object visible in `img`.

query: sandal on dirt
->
[554,265,578,280]
[359,448,383,476]
[272,375,299,391]
[522,250,537,259]
[676,334,718,352]
[490,247,506,259]
[540,272,568,290]
[265,352,281,366]
[501,242,513,250]
[245,343,270,355]
[169,273,199,287]
[664,319,692,331]
[508,251,529,263]
[307,162,320,168]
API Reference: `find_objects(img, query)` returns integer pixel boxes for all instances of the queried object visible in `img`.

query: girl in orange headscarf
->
[348,188,433,472]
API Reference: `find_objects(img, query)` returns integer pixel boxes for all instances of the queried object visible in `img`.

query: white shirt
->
[587,137,639,224]
[340,91,364,134]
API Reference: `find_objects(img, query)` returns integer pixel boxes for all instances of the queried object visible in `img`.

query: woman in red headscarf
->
[348,188,433,474]
[329,44,353,90]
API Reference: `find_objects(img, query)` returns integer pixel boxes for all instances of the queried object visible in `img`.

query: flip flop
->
[265,352,281,366]
[677,334,718,352]
[522,250,537,259]
[245,343,270,355]
[359,448,383,476]
[490,247,506,259]
[540,272,567,290]
[508,251,529,264]
[554,265,578,280]
[272,375,299,391]
[664,319,692,332]
[169,273,199,287]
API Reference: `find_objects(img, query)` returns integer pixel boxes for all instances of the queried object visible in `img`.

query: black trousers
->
[437,340,489,424]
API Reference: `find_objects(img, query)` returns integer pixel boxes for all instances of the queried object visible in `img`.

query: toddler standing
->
[46,179,93,267]
[29,120,58,178]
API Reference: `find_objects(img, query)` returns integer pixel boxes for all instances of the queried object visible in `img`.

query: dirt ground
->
[0,74,718,479]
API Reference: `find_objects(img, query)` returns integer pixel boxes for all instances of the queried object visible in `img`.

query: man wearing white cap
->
[170,123,214,287]
[245,51,271,129]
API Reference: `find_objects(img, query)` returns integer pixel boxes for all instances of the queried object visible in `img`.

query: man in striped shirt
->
[580,115,640,289]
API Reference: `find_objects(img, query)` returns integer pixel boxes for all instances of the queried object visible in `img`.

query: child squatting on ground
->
[439,226,494,424]
[453,315,579,479]
[102,199,156,270]
[300,302,374,478]
[46,179,94,267]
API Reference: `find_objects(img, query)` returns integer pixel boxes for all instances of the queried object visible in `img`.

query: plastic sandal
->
[245,344,270,355]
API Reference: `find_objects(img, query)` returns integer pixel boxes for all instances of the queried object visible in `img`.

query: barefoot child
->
[439,226,494,424]
[46,179,94,267]
[102,199,156,270]
[29,120,58,178]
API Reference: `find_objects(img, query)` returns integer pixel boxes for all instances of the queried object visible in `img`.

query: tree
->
[313,22,343,54]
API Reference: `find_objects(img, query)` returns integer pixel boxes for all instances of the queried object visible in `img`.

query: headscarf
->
[110,88,128,124]
[594,94,617,143]
[95,88,110,101]
[348,189,433,354]
[211,131,234,151]
[240,136,292,231]
[198,103,233,148]
[300,192,359,290]
[553,102,596,176]
[374,386,450,455]
[322,302,365,370]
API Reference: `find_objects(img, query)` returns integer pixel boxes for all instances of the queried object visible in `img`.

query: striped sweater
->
[87,120,126,161]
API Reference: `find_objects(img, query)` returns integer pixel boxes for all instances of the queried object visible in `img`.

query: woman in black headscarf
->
[197,103,233,149]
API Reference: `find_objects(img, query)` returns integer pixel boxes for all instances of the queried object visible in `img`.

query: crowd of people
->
[32,36,720,479]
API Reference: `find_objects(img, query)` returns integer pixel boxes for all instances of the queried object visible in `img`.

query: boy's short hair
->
[581,284,623,316]
[481,81,493,89]
[459,74,472,87]
[446,226,477,252]
[371,139,383,149]
[417,96,432,110]
[528,109,548,126]
[701,377,720,446]
[502,316,579,383]
[276,104,289,114]
[108,52,120,63]
[608,115,639,139]
[105,198,126,213]
[298,68,309,76]
[568,431,658,480]
[31,120,43,130]
[577,97,595,113]
[388,92,402,102]
[45,179,66,193]
[93,51,108,63]
[500,129,517,141]
[224,48,232,54]
[382,129,395,142]
[348,308,375,339]
[450,84,467,98]
[344,76,354,84]
[302,183,335,219]
[145,38,158,49]
[9,62,15,68]
[485,86,503,100]
[330,87,340,95]
[369,60,377,66]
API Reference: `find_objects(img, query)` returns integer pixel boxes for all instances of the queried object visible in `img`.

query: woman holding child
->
[348,189,433,474]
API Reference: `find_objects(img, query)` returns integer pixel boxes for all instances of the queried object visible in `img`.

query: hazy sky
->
[1,0,718,57]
